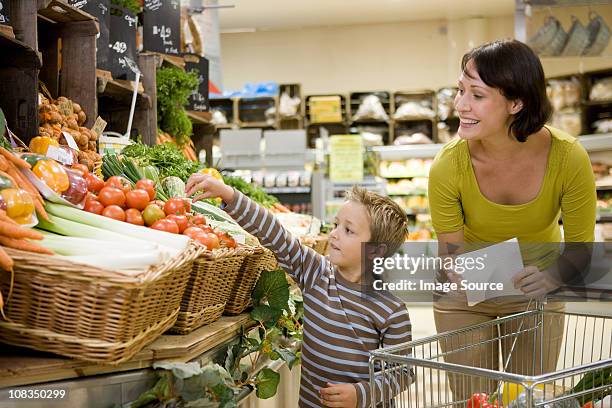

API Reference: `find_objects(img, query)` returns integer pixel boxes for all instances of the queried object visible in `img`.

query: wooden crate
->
[305,94,347,124]
[348,91,391,122]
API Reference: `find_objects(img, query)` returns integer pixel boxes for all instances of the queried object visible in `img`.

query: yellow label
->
[329,135,363,183]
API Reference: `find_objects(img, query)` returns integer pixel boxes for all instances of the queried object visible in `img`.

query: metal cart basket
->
[369,306,612,407]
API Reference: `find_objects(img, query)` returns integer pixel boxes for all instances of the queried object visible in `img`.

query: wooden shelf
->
[0,31,41,69]
[0,313,253,388]
[186,110,213,124]
[97,74,150,108]
[583,99,612,107]
[37,0,96,24]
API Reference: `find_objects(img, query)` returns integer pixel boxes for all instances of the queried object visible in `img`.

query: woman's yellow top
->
[428,127,596,245]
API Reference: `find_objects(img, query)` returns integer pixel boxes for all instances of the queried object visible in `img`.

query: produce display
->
[36,95,102,170]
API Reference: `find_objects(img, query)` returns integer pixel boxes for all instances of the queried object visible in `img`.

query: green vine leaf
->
[255,368,280,399]
[274,347,299,370]
[252,270,290,311]
[251,305,283,329]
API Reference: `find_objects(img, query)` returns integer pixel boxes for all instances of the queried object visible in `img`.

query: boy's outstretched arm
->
[186,174,326,290]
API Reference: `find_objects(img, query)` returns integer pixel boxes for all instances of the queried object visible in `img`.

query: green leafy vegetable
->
[157,66,199,146]
[255,369,280,399]
[122,142,202,181]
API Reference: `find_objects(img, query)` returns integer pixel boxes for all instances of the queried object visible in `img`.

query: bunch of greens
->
[122,142,202,181]
[223,176,279,208]
[110,0,141,14]
[156,66,199,146]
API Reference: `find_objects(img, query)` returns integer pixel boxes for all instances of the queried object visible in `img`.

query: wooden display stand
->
[0,0,98,143]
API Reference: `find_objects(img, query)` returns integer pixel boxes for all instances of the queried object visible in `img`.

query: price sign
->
[0,1,10,25]
[67,0,111,70]
[143,0,181,55]
[184,54,209,111]
[109,5,138,80]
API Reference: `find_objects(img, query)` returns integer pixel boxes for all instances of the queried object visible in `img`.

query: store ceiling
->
[218,0,515,32]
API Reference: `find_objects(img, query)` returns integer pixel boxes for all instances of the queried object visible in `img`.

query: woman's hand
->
[319,383,357,408]
[185,173,234,203]
[512,265,561,299]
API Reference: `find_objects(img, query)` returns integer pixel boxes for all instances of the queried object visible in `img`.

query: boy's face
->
[328,201,371,272]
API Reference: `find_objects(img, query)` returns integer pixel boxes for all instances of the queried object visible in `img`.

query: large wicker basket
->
[224,246,278,316]
[170,246,252,334]
[0,243,201,364]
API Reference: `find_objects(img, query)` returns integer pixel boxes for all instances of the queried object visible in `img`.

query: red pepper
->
[467,393,501,408]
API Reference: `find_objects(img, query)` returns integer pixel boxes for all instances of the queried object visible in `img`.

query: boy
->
[187,175,413,408]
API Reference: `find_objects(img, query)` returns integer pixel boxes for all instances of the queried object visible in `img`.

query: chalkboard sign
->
[143,0,181,55]
[67,0,110,70]
[184,54,209,112]
[0,0,10,25]
[108,5,138,80]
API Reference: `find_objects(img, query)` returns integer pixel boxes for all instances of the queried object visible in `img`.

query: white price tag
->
[92,116,107,137]
[62,131,80,151]
[46,145,74,166]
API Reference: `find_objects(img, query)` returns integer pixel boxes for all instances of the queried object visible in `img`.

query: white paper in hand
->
[457,238,525,306]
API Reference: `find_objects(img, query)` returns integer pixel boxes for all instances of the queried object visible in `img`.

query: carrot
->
[0,236,54,255]
[0,148,31,169]
[273,203,291,213]
[0,245,13,272]
[0,220,43,240]
[0,156,9,172]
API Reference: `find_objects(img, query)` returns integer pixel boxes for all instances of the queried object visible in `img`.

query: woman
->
[428,39,596,402]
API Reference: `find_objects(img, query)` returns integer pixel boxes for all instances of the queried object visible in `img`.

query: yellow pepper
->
[33,159,70,193]
[199,167,223,180]
[29,136,59,155]
[0,188,35,224]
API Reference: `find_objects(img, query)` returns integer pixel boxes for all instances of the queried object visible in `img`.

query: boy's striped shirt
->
[225,191,413,407]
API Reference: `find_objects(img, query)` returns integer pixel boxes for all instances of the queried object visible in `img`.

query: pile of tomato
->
[83,175,236,250]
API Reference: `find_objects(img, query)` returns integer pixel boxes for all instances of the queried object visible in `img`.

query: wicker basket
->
[584,11,611,56]
[560,16,590,57]
[0,243,201,363]
[170,246,252,334]
[224,246,278,316]
[528,16,562,53]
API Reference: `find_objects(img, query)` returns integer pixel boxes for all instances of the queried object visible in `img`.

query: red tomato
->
[150,218,179,234]
[197,233,220,250]
[72,163,89,175]
[218,233,237,249]
[98,186,126,208]
[85,173,105,193]
[183,198,192,213]
[166,214,188,233]
[105,176,132,193]
[190,214,207,226]
[102,205,126,222]
[125,208,144,226]
[125,189,150,211]
[183,226,204,239]
[164,198,186,216]
[136,179,156,201]
[84,200,104,215]
[85,192,98,205]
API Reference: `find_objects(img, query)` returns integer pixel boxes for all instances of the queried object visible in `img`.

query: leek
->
[59,252,164,271]
[36,231,158,256]
[45,202,189,251]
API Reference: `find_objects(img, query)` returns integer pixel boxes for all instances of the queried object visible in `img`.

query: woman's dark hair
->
[461,39,552,142]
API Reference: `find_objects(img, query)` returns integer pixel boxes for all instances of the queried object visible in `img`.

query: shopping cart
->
[369,303,612,407]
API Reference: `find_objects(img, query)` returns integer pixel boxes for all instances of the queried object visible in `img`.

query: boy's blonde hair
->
[345,186,408,256]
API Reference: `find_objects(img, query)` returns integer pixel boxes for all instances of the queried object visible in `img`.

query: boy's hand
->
[319,383,357,408]
[185,173,234,203]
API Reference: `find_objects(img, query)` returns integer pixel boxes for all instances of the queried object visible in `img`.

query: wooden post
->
[136,52,160,146]
[60,20,98,127]
[9,0,37,50]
